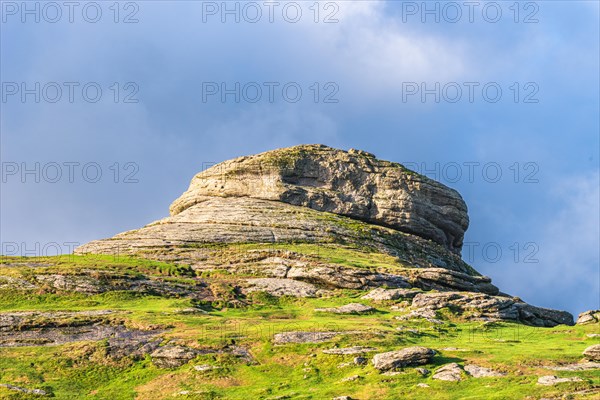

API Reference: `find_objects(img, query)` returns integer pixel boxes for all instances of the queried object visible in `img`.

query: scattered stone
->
[0,276,37,290]
[372,347,436,372]
[0,310,163,354]
[340,375,360,382]
[0,384,47,396]
[442,347,470,352]
[548,362,600,371]
[415,368,430,376]
[105,331,163,360]
[226,345,256,364]
[33,272,207,299]
[194,364,220,372]
[273,331,360,344]
[354,357,367,365]
[361,288,421,301]
[432,363,463,381]
[390,302,410,311]
[322,346,377,355]
[576,310,600,325]
[0,309,116,332]
[174,308,208,314]
[246,278,325,298]
[396,309,444,324]
[537,375,583,386]
[315,303,375,314]
[464,364,505,378]
[587,333,600,338]
[583,344,600,361]
[151,345,198,368]
[416,383,430,388]
[396,327,421,335]
[332,396,352,400]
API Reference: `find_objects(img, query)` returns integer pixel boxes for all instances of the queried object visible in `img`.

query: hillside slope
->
[1,145,597,399]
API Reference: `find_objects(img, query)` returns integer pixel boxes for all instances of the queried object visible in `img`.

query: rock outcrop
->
[432,363,464,381]
[464,364,505,378]
[537,376,583,386]
[583,345,600,361]
[411,292,574,327]
[371,347,436,371]
[272,331,361,344]
[576,310,600,325]
[74,144,574,328]
[151,345,199,368]
[169,145,468,254]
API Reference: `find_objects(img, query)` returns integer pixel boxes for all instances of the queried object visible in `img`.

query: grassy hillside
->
[0,255,598,399]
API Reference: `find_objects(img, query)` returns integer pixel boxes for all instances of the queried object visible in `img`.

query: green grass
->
[0,255,598,399]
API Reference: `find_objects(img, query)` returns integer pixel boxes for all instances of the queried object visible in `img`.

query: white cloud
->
[294,1,468,98]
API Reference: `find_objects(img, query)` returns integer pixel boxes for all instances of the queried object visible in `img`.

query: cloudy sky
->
[1,1,598,316]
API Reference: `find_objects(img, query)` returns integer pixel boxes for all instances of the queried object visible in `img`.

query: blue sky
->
[1,1,599,316]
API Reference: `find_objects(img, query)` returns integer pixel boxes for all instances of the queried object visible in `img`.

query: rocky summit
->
[76,144,570,327]
[2,145,597,399]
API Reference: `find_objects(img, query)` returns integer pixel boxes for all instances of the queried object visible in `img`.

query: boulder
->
[576,310,600,325]
[354,357,367,365]
[150,345,198,368]
[432,363,464,381]
[464,364,505,378]
[372,347,435,371]
[583,344,600,361]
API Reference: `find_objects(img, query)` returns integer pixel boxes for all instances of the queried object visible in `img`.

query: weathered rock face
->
[151,345,199,368]
[75,196,474,276]
[372,347,436,371]
[245,278,325,298]
[0,310,163,352]
[583,345,600,361]
[169,145,468,254]
[411,292,574,327]
[432,363,464,381]
[361,288,422,301]
[576,310,600,325]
